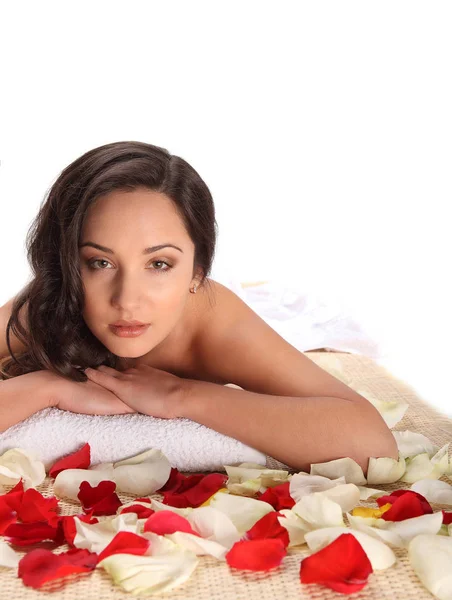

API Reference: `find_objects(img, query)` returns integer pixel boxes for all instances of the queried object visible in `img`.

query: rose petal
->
[380,490,432,521]
[186,506,241,549]
[208,491,274,535]
[0,448,46,489]
[300,532,373,593]
[163,473,228,508]
[411,479,452,505]
[289,473,346,502]
[310,458,367,485]
[276,510,311,547]
[53,469,115,501]
[18,547,98,589]
[356,486,387,501]
[318,484,361,513]
[97,549,199,594]
[226,538,286,571]
[409,534,452,599]
[72,513,140,554]
[0,539,21,568]
[258,481,295,510]
[143,510,200,536]
[392,431,438,459]
[366,454,406,484]
[401,444,450,484]
[77,480,122,516]
[304,527,396,570]
[292,492,345,529]
[244,511,290,548]
[167,531,228,559]
[97,531,151,562]
[113,448,172,496]
[48,443,91,478]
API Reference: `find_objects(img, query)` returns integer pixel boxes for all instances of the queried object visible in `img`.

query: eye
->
[86,259,173,273]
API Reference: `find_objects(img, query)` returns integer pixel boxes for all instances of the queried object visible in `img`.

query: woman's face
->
[79,187,201,362]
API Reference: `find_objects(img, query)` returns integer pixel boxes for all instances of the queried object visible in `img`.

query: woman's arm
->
[0,296,29,358]
[0,370,57,433]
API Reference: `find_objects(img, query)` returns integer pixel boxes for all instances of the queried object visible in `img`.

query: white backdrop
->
[0,1,451,414]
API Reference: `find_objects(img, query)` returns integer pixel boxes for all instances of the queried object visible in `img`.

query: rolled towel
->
[0,399,268,473]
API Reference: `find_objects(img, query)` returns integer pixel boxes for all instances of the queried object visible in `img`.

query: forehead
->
[81,188,189,240]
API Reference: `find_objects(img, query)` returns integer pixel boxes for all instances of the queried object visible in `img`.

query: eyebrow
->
[79,242,184,254]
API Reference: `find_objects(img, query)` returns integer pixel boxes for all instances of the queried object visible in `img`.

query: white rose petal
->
[347,513,404,547]
[208,491,274,535]
[356,486,387,500]
[409,534,452,600]
[392,431,438,459]
[277,510,311,547]
[289,473,346,502]
[97,549,199,595]
[166,531,228,560]
[0,539,21,568]
[186,506,241,550]
[318,483,361,513]
[73,512,140,554]
[411,479,452,505]
[113,448,172,495]
[366,454,406,484]
[401,444,450,484]
[0,448,46,489]
[310,457,367,485]
[292,492,345,529]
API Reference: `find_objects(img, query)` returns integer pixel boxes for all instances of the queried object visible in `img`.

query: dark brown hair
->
[0,141,218,381]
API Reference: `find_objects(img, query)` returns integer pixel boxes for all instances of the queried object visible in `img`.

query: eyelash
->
[87,259,173,274]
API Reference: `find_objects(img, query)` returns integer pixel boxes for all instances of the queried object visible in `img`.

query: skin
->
[79,186,209,376]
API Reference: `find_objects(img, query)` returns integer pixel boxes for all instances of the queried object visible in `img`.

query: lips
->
[109,324,150,338]
[110,320,148,327]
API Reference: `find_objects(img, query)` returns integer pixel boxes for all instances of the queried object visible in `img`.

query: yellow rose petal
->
[199,487,229,507]
[351,503,392,518]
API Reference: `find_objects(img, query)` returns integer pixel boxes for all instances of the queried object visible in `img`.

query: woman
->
[0,141,398,471]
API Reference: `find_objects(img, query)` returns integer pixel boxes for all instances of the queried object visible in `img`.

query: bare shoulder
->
[193,279,371,404]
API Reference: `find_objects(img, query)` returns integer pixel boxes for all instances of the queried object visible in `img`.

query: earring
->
[190,285,198,294]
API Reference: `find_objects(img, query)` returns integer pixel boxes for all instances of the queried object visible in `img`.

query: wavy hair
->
[0,141,218,381]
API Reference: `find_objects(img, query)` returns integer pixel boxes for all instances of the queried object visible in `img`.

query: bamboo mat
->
[1,350,451,599]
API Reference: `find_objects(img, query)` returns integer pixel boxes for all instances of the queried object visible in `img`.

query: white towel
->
[0,386,267,474]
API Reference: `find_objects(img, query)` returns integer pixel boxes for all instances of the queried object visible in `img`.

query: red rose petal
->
[162,473,228,508]
[77,480,122,516]
[143,510,201,536]
[97,531,151,563]
[226,538,287,571]
[442,511,452,525]
[257,482,295,510]
[4,521,63,546]
[121,504,155,519]
[377,489,432,514]
[18,547,98,589]
[15,488,60,526]
[0,503,17,535]
[380,491,432,521]
[300,533,373,594]
[49,443,91,478]
[243,511,290,548]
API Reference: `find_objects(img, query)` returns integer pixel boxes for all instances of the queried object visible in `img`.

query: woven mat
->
[1,351,451,599]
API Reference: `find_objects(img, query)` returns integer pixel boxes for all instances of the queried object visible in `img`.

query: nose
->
[110,270,147,312]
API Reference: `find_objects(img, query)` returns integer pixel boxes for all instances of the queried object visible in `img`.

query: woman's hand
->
[83,363,184,419]
[50,375,138,416]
